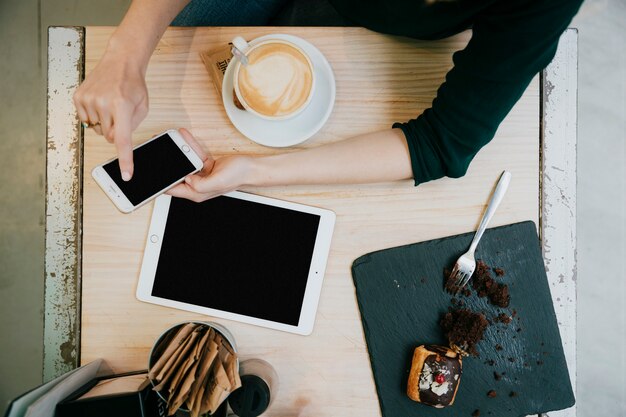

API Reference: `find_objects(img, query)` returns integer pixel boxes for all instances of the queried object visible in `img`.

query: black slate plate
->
[351,221,574,417]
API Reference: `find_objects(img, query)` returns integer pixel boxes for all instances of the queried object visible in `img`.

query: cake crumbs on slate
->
[494,267,505,276]
[495,344,503,351]
[472,410,481,417]
[494,371,502,381]
[495,313,512,324]
[487,390,497,398]
[440,308,489,356]
[472,260,510,307]
[509,391,518,398]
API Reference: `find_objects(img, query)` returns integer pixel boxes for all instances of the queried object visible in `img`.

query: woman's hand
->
[73,48,149,181]
[167,129,254,202]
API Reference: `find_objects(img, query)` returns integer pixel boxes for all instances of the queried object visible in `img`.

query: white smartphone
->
[91,129,204,213]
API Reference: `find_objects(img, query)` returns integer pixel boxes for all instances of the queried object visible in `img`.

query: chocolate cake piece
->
[440,308,489,356]
[407,345,463,408]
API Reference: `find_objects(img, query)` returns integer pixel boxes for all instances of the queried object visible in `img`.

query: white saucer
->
[222,34,336,148]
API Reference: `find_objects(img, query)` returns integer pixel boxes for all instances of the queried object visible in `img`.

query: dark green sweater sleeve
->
[394,0,582,185]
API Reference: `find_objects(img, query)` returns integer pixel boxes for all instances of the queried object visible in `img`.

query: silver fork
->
[451,171,512,292]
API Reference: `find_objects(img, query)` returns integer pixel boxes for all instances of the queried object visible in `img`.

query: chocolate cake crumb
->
[420,278,426,284]
[472,410,481,417]
[494,371,502,381]
[508,357,516,362]
[485,359,495,366]
[440,308,489,356]
[509,391,518,398]
[537,360,544,365]
[487,390,497,398]
[462,288,472,297]
[471,261,511,307]
[494,267,505,276]
[516,327,522,332]
[495,344,503,351]
[495,313,513,324]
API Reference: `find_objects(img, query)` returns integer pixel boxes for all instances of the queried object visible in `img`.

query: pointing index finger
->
[112,104,134,181]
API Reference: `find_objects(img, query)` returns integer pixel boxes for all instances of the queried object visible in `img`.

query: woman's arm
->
[397,0,583,185]
[73,0,191,180]
[168,128,413,202]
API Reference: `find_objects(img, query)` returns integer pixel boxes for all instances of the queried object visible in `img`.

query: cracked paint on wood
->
[44,26,84,381]
[540,28,578,417]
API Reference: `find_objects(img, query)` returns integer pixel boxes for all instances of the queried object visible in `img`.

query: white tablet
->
[136,192,336,335]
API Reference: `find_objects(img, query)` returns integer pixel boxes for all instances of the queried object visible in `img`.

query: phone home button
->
[150,234,159,243]
[182,145,190,153]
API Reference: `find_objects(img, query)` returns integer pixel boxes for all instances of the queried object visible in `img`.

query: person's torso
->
[328,0,498,39]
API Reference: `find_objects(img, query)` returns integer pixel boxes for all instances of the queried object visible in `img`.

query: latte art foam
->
[237,42,313,117]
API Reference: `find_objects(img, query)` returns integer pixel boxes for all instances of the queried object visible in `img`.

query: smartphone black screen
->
[103,133,196,206]
[151,196,321,326]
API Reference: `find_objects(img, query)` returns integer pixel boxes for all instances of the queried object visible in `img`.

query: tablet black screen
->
[151,196,321,326]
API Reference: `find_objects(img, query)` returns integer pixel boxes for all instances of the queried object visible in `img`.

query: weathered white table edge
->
[44,26,578,416]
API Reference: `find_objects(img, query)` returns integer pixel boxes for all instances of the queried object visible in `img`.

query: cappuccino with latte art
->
[233,39,314,119]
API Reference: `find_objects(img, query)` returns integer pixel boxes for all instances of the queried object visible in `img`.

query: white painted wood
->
[44,26,84,381]
[540,28,578,417]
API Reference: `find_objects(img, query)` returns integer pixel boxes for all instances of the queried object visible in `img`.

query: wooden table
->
[45,26,578,417]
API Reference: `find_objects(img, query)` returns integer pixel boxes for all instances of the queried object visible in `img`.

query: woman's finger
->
[98,107,114,143]
[131,96,149,131]
[73,94,90,127]
[112,103,135,181]
[167,182,209,202]
[178,128,210,163]
[93,124,104,136]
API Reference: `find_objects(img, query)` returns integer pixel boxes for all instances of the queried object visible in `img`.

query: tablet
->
[136,192,336,335]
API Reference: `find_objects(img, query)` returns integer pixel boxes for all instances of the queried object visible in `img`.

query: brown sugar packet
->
[191,384,206,417]
[199,44,246,110]
[202,361,231,415]
[153,327,201,392]
[153,330,195,385]
[149,323,197,381]
[165,327,204,397]
[187,335,219,414]
[200,45,233,102]
[226,353,242,391]
[219,348,241,392]
[168,327,212,413]
[165,329,206,412]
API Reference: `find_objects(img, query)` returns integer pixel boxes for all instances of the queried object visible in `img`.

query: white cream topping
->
[418,363,433,390]
[430,381,450,396]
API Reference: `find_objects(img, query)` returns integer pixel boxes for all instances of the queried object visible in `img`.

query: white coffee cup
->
[231,36,316,121]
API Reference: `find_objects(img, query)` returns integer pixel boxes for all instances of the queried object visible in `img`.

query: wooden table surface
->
[45,26,578,417]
